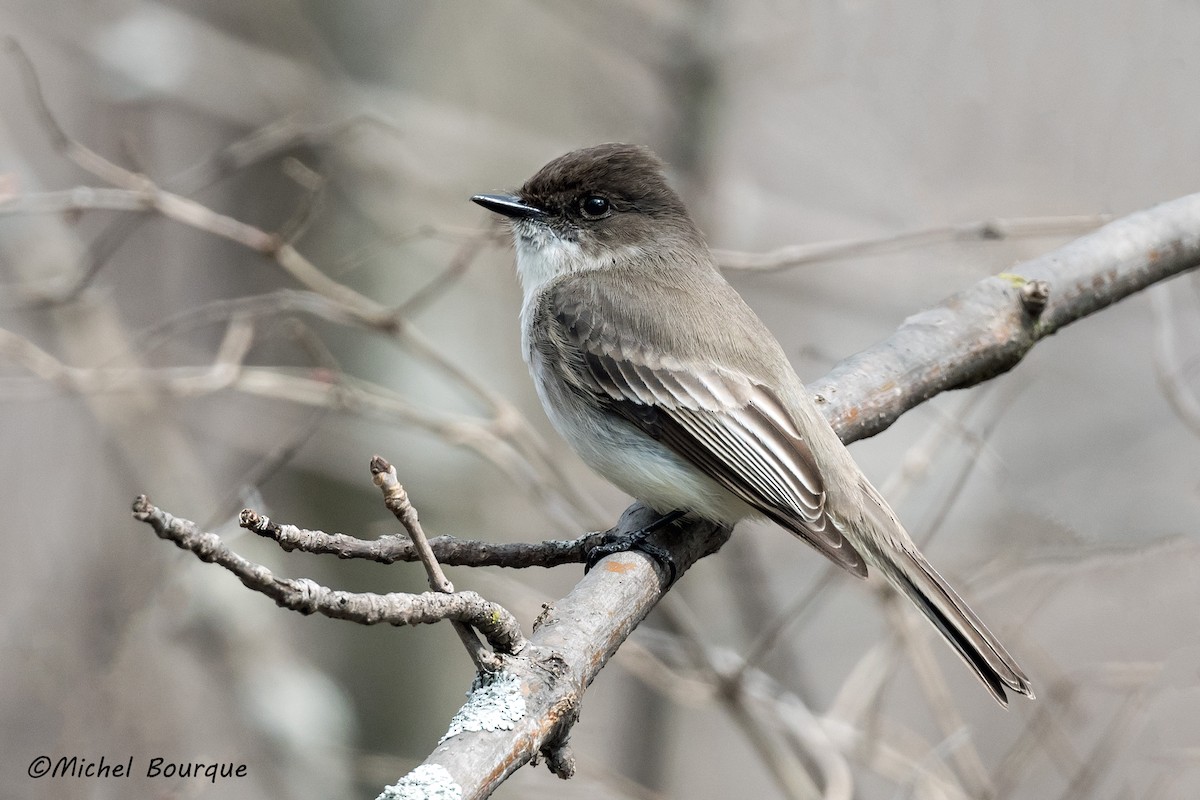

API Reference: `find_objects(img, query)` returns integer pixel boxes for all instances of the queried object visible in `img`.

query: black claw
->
[635,539,677,586]
[583,545,608,574]
[584,509,686,586]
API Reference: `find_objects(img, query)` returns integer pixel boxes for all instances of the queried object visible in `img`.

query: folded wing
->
[543,279,867,577]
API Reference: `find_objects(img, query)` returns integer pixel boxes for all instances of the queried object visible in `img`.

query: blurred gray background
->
[2,1,1199,798]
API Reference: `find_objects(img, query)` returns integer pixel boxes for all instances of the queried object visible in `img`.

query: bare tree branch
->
[8,15,1194,800]
[239,508,607,568]
[132,496,527,655]
[371,456,497,673]
[378,505,731,797]
[809,192,1200,443]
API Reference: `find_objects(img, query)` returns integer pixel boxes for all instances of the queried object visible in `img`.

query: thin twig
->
[371,455,496,672]
[201,318,338,530]
[277,156,326,245]
[0,324,252,396]
[396,230,492,317]
[714,215,1112,272]
[1057,667,1160,800]
[239,509,607,568]
[134,496,526,654]
[372,457,460,594]
[729,569,838,685]
[915,387,1021,549]
[992,678,1082,799]
[822,716,972,800]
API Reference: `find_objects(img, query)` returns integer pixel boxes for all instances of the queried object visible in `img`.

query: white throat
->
[511,221,650,304]
[512,224,588,300]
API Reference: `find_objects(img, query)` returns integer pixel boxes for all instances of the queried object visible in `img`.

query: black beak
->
[471,193,546,220]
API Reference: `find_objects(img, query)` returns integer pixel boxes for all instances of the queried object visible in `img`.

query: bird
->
[471,142,1033,705]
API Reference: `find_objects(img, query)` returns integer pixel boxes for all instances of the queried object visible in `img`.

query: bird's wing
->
[537,273,867,577]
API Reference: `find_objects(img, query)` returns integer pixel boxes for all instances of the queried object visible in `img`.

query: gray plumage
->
[473,143,1033,705]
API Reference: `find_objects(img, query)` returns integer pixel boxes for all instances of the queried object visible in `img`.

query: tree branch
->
[239,508,608,568]
[809,192,1200,443]
[370,456,497,673]
[132,496,527,655]
[379,505,732,797]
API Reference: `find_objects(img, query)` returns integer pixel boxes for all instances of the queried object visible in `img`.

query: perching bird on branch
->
[473,143,1033,705]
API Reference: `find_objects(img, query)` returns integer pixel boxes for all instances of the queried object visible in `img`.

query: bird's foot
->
[585,509,686,586]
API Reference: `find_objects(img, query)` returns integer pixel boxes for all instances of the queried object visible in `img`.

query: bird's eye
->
[579,195,611,218]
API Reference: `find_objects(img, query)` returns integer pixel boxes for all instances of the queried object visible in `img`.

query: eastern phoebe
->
[472,143,1033,705]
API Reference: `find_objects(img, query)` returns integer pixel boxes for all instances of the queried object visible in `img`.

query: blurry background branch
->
[1,36,606,529]
[712,214,1112,272]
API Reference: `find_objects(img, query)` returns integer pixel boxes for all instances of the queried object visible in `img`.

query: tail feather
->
[886,548,1034,705]
[855,480,1034,706]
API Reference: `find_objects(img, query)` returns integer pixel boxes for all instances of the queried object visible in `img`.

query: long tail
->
[858,485,1034,706]
[881,545,1034,705]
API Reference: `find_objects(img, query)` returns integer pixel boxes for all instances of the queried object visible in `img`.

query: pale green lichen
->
[439,671,525,744]
[377,764,462,800]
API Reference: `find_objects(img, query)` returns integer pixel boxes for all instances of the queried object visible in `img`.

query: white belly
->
[524,336,754,524]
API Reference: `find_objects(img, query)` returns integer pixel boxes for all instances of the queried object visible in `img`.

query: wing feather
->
[558,315,866,576]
